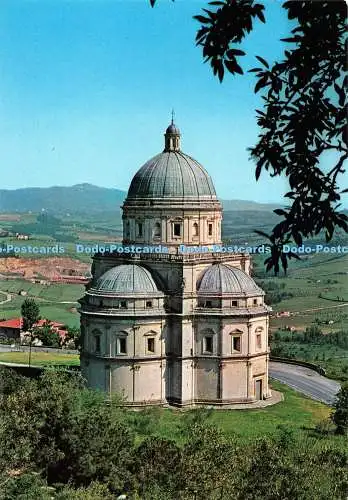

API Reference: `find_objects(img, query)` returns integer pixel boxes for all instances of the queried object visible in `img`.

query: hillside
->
[0,183,280,214]
[0,184,126,214]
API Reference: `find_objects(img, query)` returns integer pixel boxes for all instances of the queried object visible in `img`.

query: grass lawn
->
[129,380,344,447]
[0,351,80,366]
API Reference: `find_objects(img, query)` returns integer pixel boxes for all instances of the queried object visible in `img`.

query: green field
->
[0,351,79,366]
[127,379,341,448]
[253,253,348,332]
[0,279,83,327]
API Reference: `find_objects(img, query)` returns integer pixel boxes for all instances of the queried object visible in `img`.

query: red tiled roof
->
[0,318,65,329]
[0,318,22,329]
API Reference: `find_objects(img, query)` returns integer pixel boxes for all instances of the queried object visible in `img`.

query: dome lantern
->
[164,112,181,152]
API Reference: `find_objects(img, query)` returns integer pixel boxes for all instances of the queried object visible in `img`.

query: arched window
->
[193,222,199,237]
[153,222,161,238]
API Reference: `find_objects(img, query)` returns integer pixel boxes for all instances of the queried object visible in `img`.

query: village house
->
[0,318,67,343]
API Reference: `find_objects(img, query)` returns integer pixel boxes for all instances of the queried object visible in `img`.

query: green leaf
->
[227,49,246,57]
[255,55,269,68]
[255,9,265,23]
[254,76,268,93]
[193,15,211,24]
[273,209,287,216]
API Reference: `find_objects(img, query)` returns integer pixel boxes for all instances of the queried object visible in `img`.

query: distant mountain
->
[0,184,126,214]
[221,199,280,211]
[0,183,280,214]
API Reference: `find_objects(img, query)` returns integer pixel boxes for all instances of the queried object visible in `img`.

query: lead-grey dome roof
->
[197,264,264,296]
[166,123,180,134]
[127,151,217,199]
[90,264,161,296]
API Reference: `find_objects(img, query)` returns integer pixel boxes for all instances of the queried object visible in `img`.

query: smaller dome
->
[90,264,161,296]
[197,264,263,296]
[166,123,180,134]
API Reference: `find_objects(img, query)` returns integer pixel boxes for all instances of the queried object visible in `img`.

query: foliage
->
[273,327,348,350]
[151,0,348,274]
[0,472,53,500]
[179,423,238,498]
[131,437,181,497]
[0,369,347,498]
[331,382,348,435]
[0,370,133,492]
[55,481,115,500]
[32,320,61,348]
[314,418,336,436]
[63,326,81,349]
[21,298,40,332]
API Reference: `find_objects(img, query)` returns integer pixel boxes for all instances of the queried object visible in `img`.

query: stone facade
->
[79,122,271,407]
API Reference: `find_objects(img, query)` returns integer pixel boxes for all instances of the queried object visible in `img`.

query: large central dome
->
[127,151,216,199]
[126,122,217,200]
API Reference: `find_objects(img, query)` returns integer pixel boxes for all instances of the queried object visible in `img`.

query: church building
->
[79,121,271,407]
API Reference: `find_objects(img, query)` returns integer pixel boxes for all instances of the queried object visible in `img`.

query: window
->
[193,222,199,236]
[137,222,143,237]
[146,300,153,308]
[125,221,130,237]
[116,337,127,354]
[147,338,155,353]
[205,300,213,308]
[208,223,213,236]
[232,336,241,352]
[120,301,127,309]
[253,299,258,306]
[173,223,181,237]
[153,222,161,238]
[256,334,262,349]
[232,300,238,307]
[95,335,101,353]
[204,336,213,353]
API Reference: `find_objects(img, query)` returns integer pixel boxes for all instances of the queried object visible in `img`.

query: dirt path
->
[0,290,11,305]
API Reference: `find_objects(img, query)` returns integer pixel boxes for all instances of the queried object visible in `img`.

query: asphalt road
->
[270,361,341,406]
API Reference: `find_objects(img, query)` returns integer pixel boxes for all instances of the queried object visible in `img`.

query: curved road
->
[270,361,341,405]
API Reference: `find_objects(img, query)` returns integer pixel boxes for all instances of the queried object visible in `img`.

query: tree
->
[150,0,347,274]
[180,423,238,498]
[63,326,81,350]
[0,370,134,492]
[331,382,348,435]
[131,437,181,497]
[0,472,53,500]
[32,320,61,348]
[21,298,40,366]
[21,298,40,333]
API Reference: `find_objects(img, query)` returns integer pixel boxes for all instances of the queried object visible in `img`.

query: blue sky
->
[0,0,343,204]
